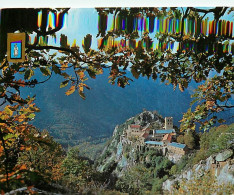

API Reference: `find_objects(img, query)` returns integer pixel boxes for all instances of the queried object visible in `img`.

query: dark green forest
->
[21,70,192,146]
[20,70,233,147]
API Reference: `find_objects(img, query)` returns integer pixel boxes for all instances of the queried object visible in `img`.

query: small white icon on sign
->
[14,43,19,57]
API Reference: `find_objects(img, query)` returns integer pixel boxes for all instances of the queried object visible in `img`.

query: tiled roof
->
[154,129,175,134]
[142,132,149,138]
[130,125,141,129]
[145,141,163,145]
[168,142,186,149]
[163,134,169,140]
[163,134,172,142]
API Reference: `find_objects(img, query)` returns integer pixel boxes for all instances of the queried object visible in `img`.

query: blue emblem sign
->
[10,41,22,59]
[7,33,25,62]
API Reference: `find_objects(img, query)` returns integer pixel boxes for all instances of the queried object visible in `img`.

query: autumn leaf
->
[17,79,26,87]
[27,186,37,194]
[83,83,90,90]
[2,62,9,72]
[0,178,7,183]
[77,71,85,80]
[179,83,184,92]
[182,34,190,40]
[61,62,68,71]
[65,85,76,96]
[79,83,85,91]
[17,114,26,122]
[16,175,21,179]
[79,90,86,100]
[0,146,3,153]
[97,68,103,75]
[25,146,31,151]
[60,80,69,88]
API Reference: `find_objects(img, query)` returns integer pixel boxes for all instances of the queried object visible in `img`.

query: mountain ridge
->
[20,70,233,146]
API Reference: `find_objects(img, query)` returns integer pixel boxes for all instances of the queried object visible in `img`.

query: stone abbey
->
[126,117,189,157]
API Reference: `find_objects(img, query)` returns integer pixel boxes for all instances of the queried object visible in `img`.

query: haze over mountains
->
[21,70,233,146]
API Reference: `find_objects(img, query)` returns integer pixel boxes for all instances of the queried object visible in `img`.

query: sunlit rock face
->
[96,110,164,177]
[162,151,234,193]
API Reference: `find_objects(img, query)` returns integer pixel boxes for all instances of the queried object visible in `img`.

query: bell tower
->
[165,117,173,130]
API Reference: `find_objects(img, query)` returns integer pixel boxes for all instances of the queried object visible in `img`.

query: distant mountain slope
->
[20,70,233,146]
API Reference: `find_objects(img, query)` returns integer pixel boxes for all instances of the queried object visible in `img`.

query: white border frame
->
[0,0,233,8]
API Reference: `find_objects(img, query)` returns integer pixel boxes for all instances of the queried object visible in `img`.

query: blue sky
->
[45,8,233,53]
[29,8,99,54]
[0,0,233,8]
[58,9,98,47]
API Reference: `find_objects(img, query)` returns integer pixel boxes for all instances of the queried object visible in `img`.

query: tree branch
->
[26,45,83,62]
[219,105,234,109]
[0,128,10,189]
[189,7,217,14]
[189,7,228,20]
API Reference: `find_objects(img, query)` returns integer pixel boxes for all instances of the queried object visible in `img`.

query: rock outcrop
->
[5,187,63,195]
[96,110,164,177]
[215,149,233,162]
[162,149,234,192]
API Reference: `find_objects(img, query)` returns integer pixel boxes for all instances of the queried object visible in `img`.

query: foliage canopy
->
[0,7,233,131]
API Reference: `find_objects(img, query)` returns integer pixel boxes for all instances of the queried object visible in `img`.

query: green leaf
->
[52,64,61,74]
[83,34,92,53]
[5,106,13,116]
[28,113,35,119]
[131,67,139,79]
[60,80,69,88]
[183,80,188,89]
[24,69,34,80]
[40,67,51,76]
[190,98,199,106]
[87,69,96,79]
[61,72,70,79]
[50,52,57,59]
[29,106,40,112]
[4,133,16,140]
[152,72,157,80]
[0,85,4,93]
[218,119,226,123]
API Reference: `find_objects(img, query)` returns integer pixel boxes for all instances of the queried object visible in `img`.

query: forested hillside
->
[20,70,233,147]
[21,70,193,146]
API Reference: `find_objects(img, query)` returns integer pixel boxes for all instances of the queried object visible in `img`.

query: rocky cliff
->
[95,110,165,176]
[95,111,234,194]
[162,149,234,193]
